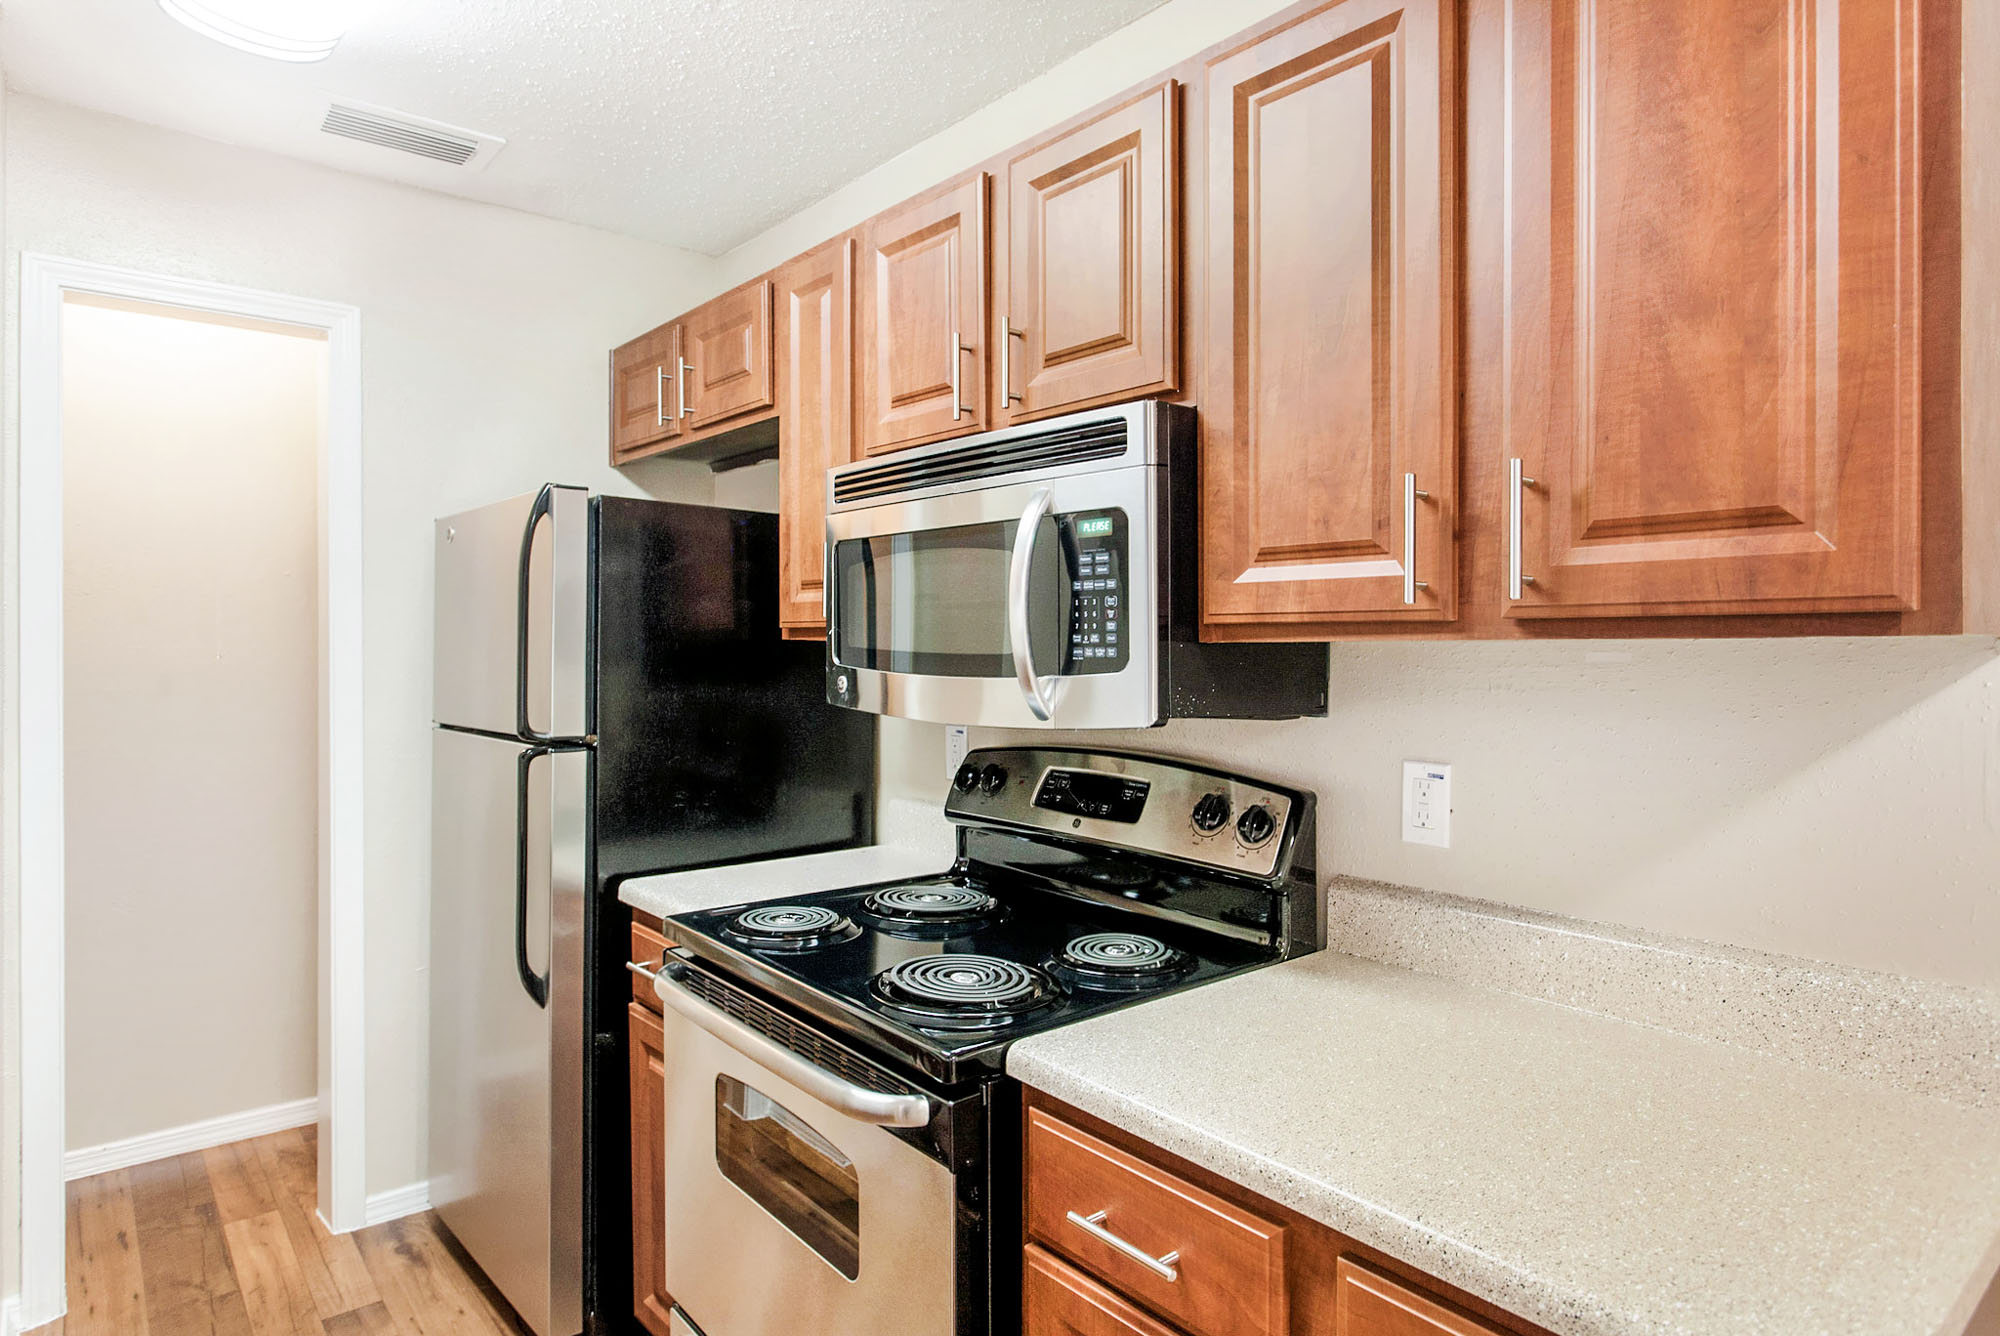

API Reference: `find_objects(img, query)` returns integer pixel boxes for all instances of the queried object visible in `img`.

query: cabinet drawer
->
[630,919,671,1011]
[1337,1256,1509,1336]
[1024,1244,1181,1336]
[1026,1107,1285,1336]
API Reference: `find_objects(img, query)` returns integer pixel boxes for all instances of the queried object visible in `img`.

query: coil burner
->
[870,954,1059,1029]
[857,882,1004,934]
[721,904,861,952]
[1050,931,1193,992]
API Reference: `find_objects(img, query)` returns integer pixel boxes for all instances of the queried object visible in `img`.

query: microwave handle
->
[1008,487,1060,722]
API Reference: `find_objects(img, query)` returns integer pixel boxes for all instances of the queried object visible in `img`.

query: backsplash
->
[972,634,2000,994]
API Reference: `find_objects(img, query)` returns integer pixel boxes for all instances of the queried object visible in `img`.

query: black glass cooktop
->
[664,868,1278,1086]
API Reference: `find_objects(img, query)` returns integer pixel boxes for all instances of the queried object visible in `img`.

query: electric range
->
[642,746,1317,1336]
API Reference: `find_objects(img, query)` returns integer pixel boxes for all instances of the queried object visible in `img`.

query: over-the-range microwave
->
[822,400,1328,729]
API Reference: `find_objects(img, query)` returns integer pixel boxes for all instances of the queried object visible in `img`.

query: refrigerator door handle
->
[515,743,552,1008]
[517,485,595,746]
[516,485,556,744]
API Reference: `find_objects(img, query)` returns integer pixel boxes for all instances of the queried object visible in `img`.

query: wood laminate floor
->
[29,1126,526,1336]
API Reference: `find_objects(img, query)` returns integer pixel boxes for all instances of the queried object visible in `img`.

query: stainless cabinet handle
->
[1403,472,1430,605]
[654,965,932,1128]
[1002,322,1024,405]
[1508,457,1537,599]
[677,358,693,419]
[655,365,668,426]
[626,958,661,982]
[1065,1210,1180,1282]
[950,329,974,420]
[1008,487,1058,722]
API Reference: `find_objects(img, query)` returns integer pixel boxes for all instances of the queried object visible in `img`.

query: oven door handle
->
[653,965,933,1129]
[1008,487,1060,722]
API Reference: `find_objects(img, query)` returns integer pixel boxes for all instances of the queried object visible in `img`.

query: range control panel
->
[945,746,1304,881]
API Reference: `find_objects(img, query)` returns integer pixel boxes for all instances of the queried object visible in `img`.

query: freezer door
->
[434,486,589,739]
[428,727,587,1336]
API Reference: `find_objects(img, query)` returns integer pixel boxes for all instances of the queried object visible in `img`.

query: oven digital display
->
[1033,769,1150,823]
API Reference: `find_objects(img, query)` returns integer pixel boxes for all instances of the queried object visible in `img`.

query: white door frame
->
[13,253,367,1325]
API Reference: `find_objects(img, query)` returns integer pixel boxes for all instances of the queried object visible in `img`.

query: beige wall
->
[61,299,324,1149]
[0,93,727,1211]
[720,0,2000,994]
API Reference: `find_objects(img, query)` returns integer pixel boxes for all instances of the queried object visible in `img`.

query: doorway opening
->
[61,295,324,1174]
[12,256,365,1329]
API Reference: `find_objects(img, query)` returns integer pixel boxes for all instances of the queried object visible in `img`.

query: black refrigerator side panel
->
[584,495,875,1336]
[591,495,876,882]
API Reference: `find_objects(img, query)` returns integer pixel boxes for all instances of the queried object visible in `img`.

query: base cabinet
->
[1024,1092,1541,1336]
[628,1001,674,1336]
[1026,1245,1184,1336]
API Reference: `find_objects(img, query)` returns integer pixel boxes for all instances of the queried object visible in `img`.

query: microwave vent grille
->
[833,418,1129,504]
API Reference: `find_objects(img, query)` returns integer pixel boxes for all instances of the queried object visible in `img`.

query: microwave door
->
[825,468,1157,729]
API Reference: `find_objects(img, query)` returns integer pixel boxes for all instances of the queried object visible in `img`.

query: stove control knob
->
[979,763,1009,795]
[1190,792,1231,833]
[952,762,981,794]
[1236,803,1277,847]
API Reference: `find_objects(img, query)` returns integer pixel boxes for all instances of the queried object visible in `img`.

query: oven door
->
[825,467,1159,729]
[655,970,957,1336]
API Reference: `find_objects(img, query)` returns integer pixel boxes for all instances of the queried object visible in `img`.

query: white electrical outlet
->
[1402,761,1452,848]
[944,725,969,780]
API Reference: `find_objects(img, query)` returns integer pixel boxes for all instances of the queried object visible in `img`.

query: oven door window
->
[714,1074,860,1280]
[830,515,1072,677]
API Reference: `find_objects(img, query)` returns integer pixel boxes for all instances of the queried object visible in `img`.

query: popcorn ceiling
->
[2,0,1167,254]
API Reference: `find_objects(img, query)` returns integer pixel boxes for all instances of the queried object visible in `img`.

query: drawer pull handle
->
[626,958,662,982]
[1066,1209,1180,1282]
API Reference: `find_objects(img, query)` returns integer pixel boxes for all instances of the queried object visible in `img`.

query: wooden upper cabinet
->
[683,279,775,431]
[1500,0,1924,618]
[610,321,684,462]
[1336,1256,1509,1336]
[777,238,855,636]
[998,80,1180,425]
[857,171,990,455]
[1200,0,1460,633]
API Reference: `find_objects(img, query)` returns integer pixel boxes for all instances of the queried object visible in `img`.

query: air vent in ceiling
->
[317,99,505,171]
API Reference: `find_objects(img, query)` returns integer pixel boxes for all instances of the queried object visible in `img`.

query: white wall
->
[0,93,728,1212]
[61,299,324,1150]
[719,0,2000,994]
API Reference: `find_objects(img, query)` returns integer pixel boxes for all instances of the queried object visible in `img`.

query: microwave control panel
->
[1063,509,1129,675]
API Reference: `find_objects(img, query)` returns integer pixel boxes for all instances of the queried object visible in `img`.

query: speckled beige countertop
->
[1008,946,2000,1336]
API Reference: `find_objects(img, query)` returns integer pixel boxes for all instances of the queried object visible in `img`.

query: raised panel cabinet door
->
[684,279,775,431]
[1023,1245,1183,1336]
[777,239,855,634]
[611,322,684,462]
[627,1003,674,1336]
[1001,79,1180,424]
[1201,0,1461,631]
[1336,1256,1508,1336]
[1500,0,1924,618]
[858,171,989,455]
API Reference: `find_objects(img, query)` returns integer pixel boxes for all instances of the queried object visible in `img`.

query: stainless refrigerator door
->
[428,727,587,1336]
[434,486,589,739]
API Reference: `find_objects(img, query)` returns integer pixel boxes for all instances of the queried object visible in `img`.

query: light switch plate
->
[1402,761,1451,848]
[945,725,969,780]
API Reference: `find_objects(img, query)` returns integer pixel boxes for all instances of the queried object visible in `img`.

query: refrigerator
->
[429,485,876,1336]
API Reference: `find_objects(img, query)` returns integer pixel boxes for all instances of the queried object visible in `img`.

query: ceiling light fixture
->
[158,0,345,63]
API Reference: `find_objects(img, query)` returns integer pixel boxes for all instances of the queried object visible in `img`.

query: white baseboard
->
[363,1180,430,1226]
[64,1096,319,1181]
[3,1294,23,1336]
